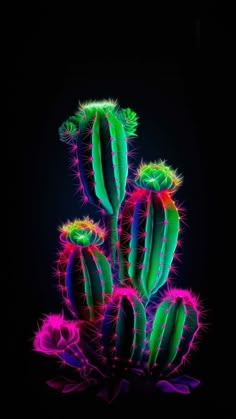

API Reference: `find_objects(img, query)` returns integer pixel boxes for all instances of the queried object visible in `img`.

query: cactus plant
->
[59,100,138,265]
[120,161,182,299]
[57,218,112,321]
[34,99,204,402]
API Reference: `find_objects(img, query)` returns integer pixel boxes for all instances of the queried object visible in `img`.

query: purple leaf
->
[46,376,73,392]
[47,376,94,394]
[170,375,200,389]
[62,381,91,393]
[156,380,190,394]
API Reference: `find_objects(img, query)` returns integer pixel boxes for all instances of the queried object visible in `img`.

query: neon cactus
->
[119,161,182,299]
[59,100,138,264]
[57,218,112,321]
[34,99,204,402]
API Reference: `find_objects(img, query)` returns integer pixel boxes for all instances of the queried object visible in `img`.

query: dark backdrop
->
[10,8,233,418]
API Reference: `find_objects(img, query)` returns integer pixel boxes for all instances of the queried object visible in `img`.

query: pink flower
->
[34,314,80,355]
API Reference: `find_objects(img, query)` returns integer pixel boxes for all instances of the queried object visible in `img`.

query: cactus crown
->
[60,217,105,247]
[135,160,183,192]
[79,99,117,111]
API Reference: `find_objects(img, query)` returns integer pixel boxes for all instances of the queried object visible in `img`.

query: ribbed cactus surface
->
[102,287,146,365]
[120,162,182,299]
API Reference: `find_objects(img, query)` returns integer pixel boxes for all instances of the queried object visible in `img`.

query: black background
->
[10,7,233,417]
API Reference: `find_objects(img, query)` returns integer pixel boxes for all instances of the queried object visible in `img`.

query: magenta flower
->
[34,314,80,355]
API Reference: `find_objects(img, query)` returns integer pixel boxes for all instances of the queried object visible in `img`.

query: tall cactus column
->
[59,100,138,268]
[120,161,183,301]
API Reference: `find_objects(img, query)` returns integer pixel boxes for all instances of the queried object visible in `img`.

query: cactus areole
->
[34,100,204,403]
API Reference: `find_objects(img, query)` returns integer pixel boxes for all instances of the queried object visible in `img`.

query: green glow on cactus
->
[75,100,130,214]
[79,99,117,111]
[135,161,183,192]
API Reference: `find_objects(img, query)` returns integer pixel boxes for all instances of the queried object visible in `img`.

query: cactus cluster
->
[34,100,203,402]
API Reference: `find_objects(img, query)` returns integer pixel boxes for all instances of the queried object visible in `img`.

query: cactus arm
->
[82,248,103,305]
[76,119,99,204]
[108,111,128,203]
[65,248,80,312]
[108,210,119,267]
[140,198,153,287]
[65,246,100,320]
[91,114,113,215]
[146,194,167,294]
[82,261,95,319]
[172,306,198,370]
[167,303,186,364]
[119,196,134,282]
[130,298,146,361]
[101,300,118,360]
[157,192,180,289]
[149,300,172,368]
[128,197,148,297]
[92,248,113,295]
